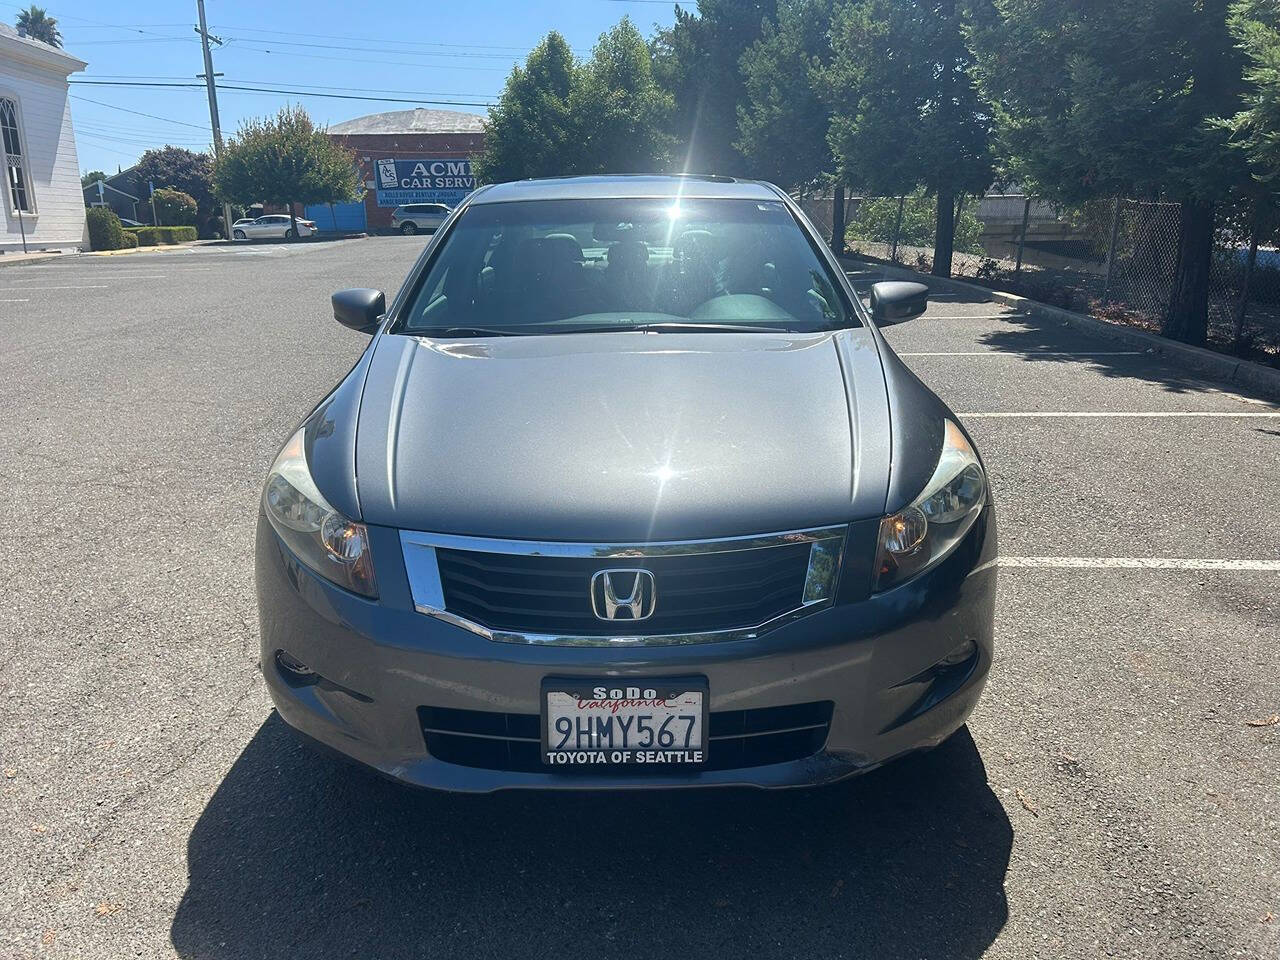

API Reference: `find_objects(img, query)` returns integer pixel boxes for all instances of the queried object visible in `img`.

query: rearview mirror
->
[869,281,929,325]
[331,288,385,334]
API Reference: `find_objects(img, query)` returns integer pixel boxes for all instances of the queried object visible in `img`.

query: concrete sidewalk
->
[0,248,78,268]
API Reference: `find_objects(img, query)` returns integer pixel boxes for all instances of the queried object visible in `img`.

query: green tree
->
[474,32,578,183]
[475,23,672,183]
[1224,0,1280,183]
[571,18,674,174]
[81,170,107,189]
[824,0,994,277]
[213,106,360,239]
[738,0,843,244]
[15,5,60,46]
[652,0,778,175]
[135,147,216,235]
[968,0,1249,345]
[151,187,198,226]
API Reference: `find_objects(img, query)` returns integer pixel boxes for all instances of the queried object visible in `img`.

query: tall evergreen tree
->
[824,0,995,276]
[739,0,844,245]
[1225,0,1280,181]
[475,23,672,183]
[968,0,1249,345]
[652,0,778,175]
[572,19,674,174]
[473,33,578,184]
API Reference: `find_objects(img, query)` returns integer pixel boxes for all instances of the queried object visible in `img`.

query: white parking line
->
[5,275,167,281]
[921,313,1030,321]
[0,285,109,291]
[1,298,30,302]
[900,351,1143,357]
[960,411,1280,418]
[1003,556,1280,571]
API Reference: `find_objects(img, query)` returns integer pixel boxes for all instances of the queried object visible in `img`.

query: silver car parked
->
[232,214,316,240]
[255,175,996,792]
[390,203,450,235]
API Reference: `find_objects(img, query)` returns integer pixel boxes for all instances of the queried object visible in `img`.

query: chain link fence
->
[797,193,1280,367]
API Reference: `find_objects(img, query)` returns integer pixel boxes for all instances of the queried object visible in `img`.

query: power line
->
[82,75,499,98]
[208,25,568,53]
[70,94,212,130]
[221,36,525,60]
[217,42,511,72]
[68,37,200,46]
[68,79,494,107]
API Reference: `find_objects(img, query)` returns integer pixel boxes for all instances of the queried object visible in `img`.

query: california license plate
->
[541,678,708,769]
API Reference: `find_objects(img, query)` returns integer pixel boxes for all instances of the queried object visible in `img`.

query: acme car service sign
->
[375,158,475,207]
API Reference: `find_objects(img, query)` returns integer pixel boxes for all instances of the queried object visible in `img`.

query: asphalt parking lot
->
[2,237,1277,959]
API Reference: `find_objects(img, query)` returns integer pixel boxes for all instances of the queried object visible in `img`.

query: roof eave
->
[0,33,87,74]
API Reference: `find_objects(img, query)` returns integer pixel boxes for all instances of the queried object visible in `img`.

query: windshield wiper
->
[638,322,796,334]
[415,326,520,338]
[413,322,800,338]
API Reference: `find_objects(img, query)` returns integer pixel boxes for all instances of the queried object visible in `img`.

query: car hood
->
[354,330,890,541]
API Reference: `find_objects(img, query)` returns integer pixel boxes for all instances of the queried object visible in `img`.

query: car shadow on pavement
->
[170,715,1010,959]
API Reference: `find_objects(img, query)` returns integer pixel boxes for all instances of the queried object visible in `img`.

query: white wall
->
[0,53,86,252]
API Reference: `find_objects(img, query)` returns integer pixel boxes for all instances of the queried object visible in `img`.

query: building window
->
[1,97,35,215]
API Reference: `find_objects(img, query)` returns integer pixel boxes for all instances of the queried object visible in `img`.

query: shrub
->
[846,191,984,255]
[151,187,198,226]
[86,207,130,251]
[124,225,198,246]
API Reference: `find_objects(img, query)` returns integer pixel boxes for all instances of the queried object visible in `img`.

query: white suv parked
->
[390,203,450,235]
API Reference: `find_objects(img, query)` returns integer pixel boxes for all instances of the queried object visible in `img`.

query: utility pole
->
[195,0,233,241]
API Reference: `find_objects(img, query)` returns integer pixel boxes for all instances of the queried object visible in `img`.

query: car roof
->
[469,174,782,205]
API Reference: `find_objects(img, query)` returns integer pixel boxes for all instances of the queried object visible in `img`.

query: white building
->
[0,21,87,254]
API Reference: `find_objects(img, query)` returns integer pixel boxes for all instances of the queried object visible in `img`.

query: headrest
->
[541,233,584,263]
[606,239,649,272]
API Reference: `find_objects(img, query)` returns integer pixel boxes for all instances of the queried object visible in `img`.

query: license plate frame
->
[540,677,709,769]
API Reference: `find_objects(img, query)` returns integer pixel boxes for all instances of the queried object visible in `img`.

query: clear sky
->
[2,0,678,175]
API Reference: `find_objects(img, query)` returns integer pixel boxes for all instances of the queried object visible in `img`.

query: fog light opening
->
[275,650,318,685]
[935,639,977,669]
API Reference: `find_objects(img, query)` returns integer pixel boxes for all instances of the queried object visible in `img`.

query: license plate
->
[541,678,708,769]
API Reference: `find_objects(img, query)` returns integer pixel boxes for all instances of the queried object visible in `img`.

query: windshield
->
[396,197,856,336]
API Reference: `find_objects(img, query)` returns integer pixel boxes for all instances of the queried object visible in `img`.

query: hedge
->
[86,207,132,251]
[123,225,198,246]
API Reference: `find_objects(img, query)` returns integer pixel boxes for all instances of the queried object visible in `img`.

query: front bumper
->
[255,508,996,792]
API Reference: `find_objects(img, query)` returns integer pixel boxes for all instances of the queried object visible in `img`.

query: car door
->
[254,216,283,238]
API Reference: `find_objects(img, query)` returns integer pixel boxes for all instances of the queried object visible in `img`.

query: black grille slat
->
[435,541,816,636]
[419,702,833,774]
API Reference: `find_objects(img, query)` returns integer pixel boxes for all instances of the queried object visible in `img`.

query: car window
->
[397,197,854,336]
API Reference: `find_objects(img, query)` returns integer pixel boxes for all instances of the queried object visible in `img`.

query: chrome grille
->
[436,543,813,635]
[400,526,847,645]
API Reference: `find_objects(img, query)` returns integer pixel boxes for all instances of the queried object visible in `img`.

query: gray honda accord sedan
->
[255,174,996,791]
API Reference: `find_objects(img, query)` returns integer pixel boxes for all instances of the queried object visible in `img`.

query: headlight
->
[875,419,985,591]
[262,427,377,597]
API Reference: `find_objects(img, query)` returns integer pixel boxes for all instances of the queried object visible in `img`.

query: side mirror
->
[331,288,385,334]
[869,281,929,325]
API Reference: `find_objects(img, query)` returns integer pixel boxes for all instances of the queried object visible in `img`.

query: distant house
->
[82,164,152,225]
[0,20,87,253]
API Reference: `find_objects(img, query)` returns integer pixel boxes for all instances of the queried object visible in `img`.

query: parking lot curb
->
[843,256,1280,401]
